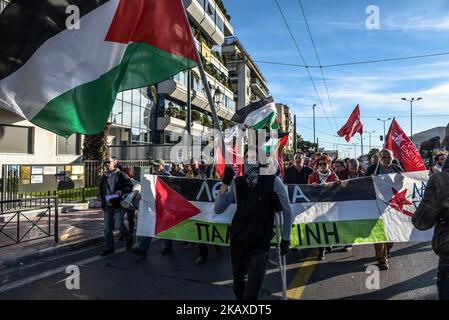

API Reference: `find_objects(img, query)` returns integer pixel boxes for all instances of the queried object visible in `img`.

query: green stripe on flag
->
[154,218,388,248]
[289,219,388,248]
[31,42,196,137]
[252,111,278,130]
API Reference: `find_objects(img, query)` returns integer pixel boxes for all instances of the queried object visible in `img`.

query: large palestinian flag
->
[0,0,197,137]
[231,97,280,130]
[137,172,433,248]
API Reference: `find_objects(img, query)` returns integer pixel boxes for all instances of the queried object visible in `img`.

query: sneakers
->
[131,248,147,257]
[344,245,353,252]
[100,249,114,256]
[161,248,173,256]
[378,262,389,271]
[195,256,207,265]
[318,250,325,260]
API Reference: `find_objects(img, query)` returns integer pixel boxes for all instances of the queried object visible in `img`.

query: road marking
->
[0,248,126,294]
[286,251,318,300]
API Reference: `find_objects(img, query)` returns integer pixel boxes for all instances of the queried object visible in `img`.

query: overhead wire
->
[297,0,338,130]
[273,0,334,133]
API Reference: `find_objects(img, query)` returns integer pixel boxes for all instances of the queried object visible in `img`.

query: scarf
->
[244,163,259,187]
[317,170,331,184]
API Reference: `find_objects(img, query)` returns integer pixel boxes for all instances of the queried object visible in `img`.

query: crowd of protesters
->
[97,147,449,299]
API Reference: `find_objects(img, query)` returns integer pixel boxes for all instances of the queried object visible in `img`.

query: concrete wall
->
[0,110,81,173]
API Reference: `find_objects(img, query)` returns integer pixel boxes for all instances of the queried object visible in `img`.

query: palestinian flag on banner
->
[136,172,433,248]
[231,97,279,130]
[0,0,197,137]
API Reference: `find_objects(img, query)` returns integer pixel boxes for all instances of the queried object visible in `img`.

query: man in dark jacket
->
[214,150,292,300]
[412,157,449,300]
[365,149,404,270]
[284,152,313,184]
[99,157,133,256]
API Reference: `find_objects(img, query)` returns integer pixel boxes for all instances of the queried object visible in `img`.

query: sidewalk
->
[0,205,106,271]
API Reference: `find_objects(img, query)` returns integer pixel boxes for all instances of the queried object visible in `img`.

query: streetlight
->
[377,117,391,145]
[401,97,422,142]
[364,130,375,151]
[312,104,317,145]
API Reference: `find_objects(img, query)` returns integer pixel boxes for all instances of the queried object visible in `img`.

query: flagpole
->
[360,133,364,159]
[181,2,230,170]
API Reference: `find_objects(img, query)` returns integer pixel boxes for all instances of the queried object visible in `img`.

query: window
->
[0,124,33,154]
[57,134,81,155]
[123,90,132,103]
[217,15,224,33]
[206,0,215,21]
[111,100,123,124]
[122,102,132,126]
[132,89,141,106]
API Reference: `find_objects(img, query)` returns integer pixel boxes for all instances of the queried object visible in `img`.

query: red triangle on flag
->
[154,178,201,235]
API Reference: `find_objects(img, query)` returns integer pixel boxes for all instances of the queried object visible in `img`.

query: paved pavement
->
[0,207,104,270]
[0,236,440,300]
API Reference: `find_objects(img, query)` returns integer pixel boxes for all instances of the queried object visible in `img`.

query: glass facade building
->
[109,89,152,145]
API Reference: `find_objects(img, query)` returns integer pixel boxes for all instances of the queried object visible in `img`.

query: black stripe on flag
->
[158,176,221,203]
[231,96,274,124]
[0,0,111,80]
[158,175,377,204]
[287,177,376,203]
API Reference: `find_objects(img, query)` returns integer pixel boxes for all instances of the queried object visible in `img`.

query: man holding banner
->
[214,155,292,300]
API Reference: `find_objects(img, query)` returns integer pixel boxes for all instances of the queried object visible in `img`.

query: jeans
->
[137,236,173,253]
[125,209,136,234]
[230,246,268,300]
[104,206,130,251]
[437,265,449,300]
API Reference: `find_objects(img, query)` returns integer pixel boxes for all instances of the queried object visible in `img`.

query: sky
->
[223,0,449,158]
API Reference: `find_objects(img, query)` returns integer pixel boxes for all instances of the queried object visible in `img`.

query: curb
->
[0,233,111,272]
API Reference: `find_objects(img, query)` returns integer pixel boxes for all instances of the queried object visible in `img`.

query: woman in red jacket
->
[308,154,339,260]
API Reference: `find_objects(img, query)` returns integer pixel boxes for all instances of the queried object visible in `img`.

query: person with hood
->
[412,156,449,300]
[214,149,292,300]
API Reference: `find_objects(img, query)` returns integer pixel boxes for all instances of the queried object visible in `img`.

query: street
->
[0,238,438,300]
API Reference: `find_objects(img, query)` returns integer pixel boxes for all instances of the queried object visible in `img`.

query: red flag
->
[215,138,226,178]
[385,119,426,172]
[277,132,290,180]
[337,105,363,142]
[215,138,243,178]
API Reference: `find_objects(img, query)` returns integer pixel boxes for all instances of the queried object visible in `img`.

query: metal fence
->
[0,196,59,248]
[84,160,152,187]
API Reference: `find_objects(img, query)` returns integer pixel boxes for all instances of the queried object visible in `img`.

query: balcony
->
[250,78,269,99]
[157,117,214,138]
[158,70,235,120]
[185,0,233,46]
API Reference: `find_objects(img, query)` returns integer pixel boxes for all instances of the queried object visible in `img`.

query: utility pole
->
[293,115,297,153]
[377,117,391,147]
[364,130,375,152]
[401,97,422,142]
[186,70,192,162]
[312,104,316,145]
